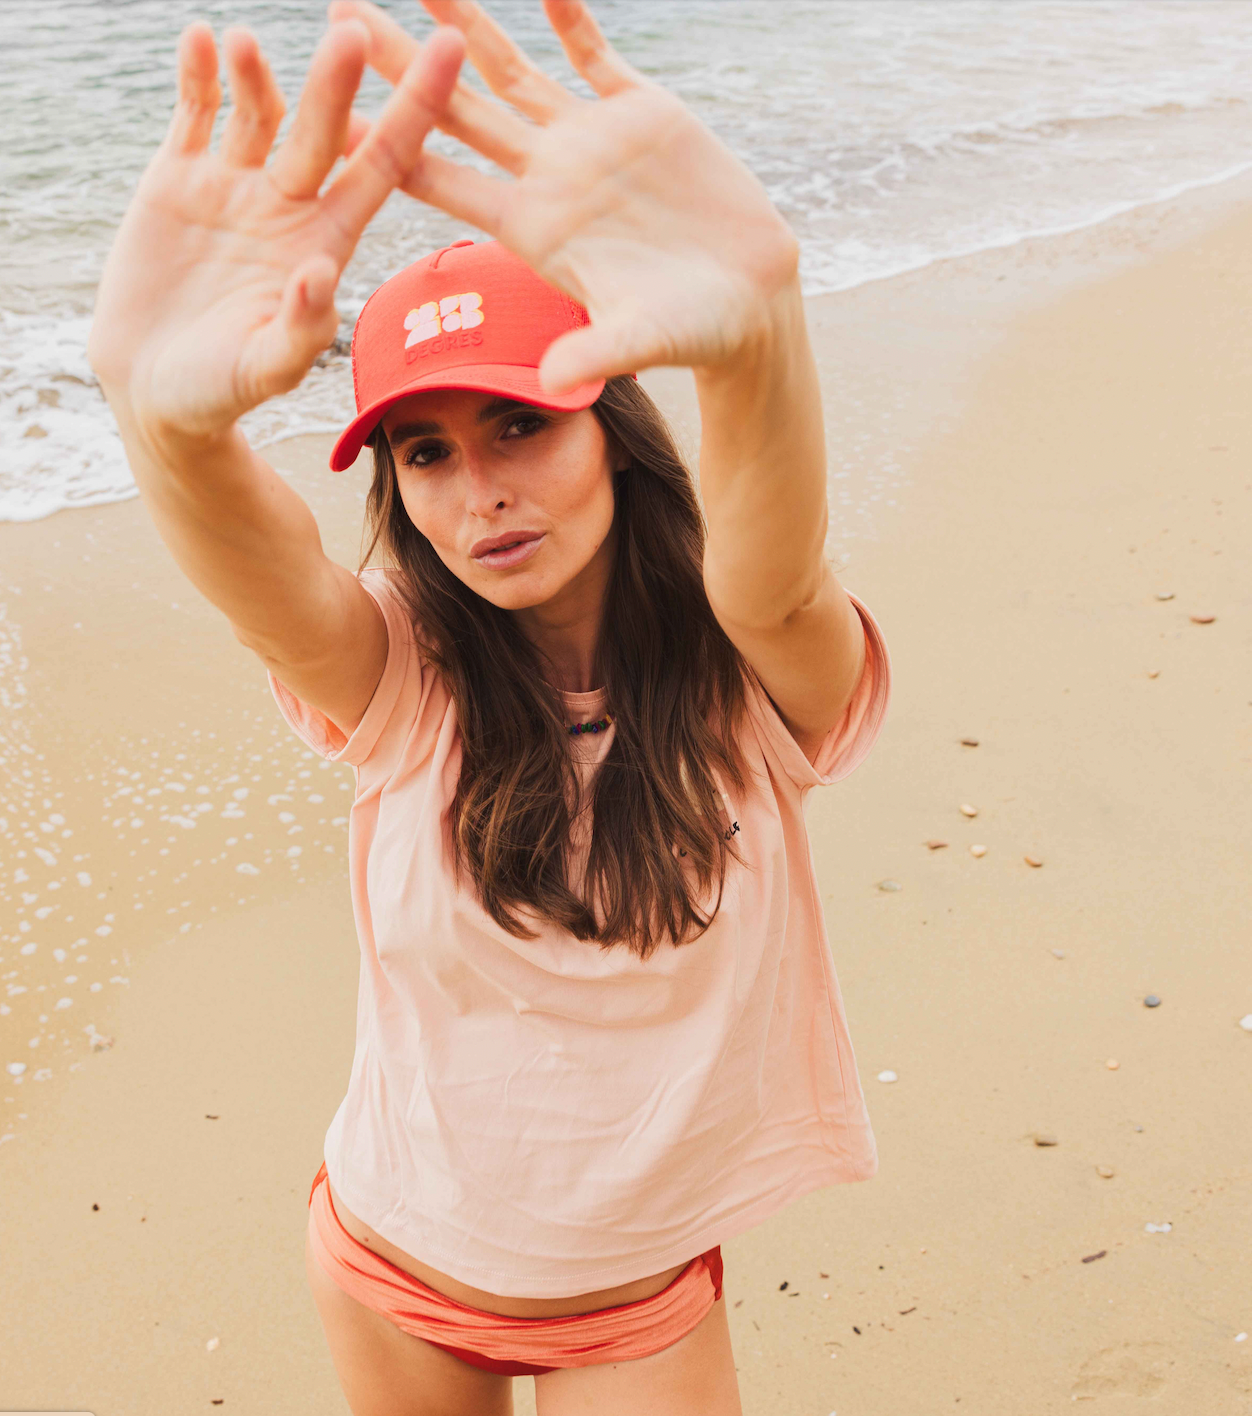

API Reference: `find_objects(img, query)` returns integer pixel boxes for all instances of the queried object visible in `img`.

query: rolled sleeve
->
[267,567,413,769]
[744,592,891,791]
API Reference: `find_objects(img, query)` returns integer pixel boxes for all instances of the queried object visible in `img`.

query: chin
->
[472,570,557,611]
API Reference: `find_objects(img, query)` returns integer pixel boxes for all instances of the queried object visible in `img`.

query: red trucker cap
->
[329,239,605,471]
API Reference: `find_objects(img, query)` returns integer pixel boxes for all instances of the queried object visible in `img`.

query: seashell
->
[1096,1165,1115,1178]
[1106,1058,1120,1070]
[877,879,902,892]
[1190,613,1216,624]
[925,840,948,850]
[969,844,987,858]
[1024,856,1043,868]
[960,803,978,818]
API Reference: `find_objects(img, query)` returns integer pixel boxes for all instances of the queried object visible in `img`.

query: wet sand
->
[2,179,1250,1413]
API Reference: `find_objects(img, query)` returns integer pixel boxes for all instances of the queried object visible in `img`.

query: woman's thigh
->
[533,1297,742,1416]
[304,1227,515,1416]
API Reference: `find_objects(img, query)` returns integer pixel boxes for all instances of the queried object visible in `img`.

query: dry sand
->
[2,179,1250,1414]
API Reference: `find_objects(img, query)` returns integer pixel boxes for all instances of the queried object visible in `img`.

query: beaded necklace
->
[567,712,614,736]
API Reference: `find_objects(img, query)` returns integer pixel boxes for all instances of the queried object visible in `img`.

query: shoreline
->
[3,176,1251,1411]
[11,159,1252,529]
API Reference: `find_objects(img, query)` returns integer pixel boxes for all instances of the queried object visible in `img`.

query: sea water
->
[4,0,1252,521]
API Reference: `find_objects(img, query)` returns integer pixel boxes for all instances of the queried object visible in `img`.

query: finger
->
[270,20,368,201]
[539,316,651,393]
[219,27,286,167]
[400,148,507,235]
[542,0,645,97]
[420,0,580,123]
[239,254,341,403]
[321,26,468,243]
[165,22,221,155]
[343,108,370,159]
[333,0,533,174]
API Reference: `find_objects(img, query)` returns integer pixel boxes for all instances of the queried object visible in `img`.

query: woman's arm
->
[336,0,868,751]
[88,18,465,735]
[693,284,867,754]
[110,415,387,739]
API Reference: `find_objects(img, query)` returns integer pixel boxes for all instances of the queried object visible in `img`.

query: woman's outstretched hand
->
[330,0,801,394]
[88,18,465,446]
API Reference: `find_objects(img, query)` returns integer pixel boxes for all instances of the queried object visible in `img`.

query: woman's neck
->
[512,525,615,695]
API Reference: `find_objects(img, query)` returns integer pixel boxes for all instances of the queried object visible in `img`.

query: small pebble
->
[877,1070,898,1083]
[1133,1124,1144,1132]
[1024,855,1043,868]
[1236,1333,1247,1343]
[1033,1133,1059,1147]
[925,839,948,850]
[1051,948,1066,959]
[1190,613,1216,624]
[1144,1221,1172,1234]
[960,803,979,818]
[1239,1015,1252,1032]
[206,1336,220,1351]
[1106,1058,1120,1070]
[1154,591,1175,601]
[960,738,979,747]
[1144,994,1161,1008]
[1146,669,1160,679]
[877,879,902,892]
[1096,1165,1115,1179]
[969,844,987,858]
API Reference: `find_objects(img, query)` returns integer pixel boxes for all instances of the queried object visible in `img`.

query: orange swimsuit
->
[307,1162,723,1375]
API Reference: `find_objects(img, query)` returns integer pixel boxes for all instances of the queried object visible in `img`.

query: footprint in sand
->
[1071,1342,1175,1399]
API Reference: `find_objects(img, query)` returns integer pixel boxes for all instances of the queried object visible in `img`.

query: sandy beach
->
[2,178,1250,1414]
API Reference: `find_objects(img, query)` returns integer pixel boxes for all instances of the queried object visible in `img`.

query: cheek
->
[397,478,448,548]
[550,445,616,535]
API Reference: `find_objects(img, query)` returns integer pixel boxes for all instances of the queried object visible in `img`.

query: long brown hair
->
[359,376,750,959]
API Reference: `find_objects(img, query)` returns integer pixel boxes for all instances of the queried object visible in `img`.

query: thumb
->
[241,254,341,404]
[538,314,658,394]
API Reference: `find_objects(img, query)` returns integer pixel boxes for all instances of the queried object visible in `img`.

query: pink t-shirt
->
[269,565,890,1297]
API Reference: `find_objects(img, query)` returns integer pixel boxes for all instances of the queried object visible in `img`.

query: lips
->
[470,530,544,558]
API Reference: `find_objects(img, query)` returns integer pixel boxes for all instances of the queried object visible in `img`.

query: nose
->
[461,449,512,518]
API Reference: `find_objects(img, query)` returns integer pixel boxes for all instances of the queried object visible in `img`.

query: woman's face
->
[382,388,619,613]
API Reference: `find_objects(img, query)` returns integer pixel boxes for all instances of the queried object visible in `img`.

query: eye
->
[400,440,447,469]
[501,412,549,440]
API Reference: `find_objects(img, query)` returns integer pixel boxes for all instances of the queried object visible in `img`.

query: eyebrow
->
[388,398,539,445]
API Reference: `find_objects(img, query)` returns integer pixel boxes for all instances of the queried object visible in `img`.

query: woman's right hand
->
[88,17,464,450]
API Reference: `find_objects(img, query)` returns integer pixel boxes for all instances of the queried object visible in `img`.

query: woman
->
[88,2,890,1412]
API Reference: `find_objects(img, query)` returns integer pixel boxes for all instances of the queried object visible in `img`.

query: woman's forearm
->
[694,278,831,630]
[109,403,341,665]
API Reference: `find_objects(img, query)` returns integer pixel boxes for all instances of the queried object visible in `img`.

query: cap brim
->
[329,364,606,472]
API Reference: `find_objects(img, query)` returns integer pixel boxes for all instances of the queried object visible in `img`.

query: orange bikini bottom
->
[306,1161,723,1377]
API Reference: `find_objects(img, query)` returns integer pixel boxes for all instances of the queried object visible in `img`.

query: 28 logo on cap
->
[404,293,485,349]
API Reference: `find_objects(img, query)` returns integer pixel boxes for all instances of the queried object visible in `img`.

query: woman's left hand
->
[329,0,801,393]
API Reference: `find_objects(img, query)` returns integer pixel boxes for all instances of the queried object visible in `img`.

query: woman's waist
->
[324,1174,688,1317]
